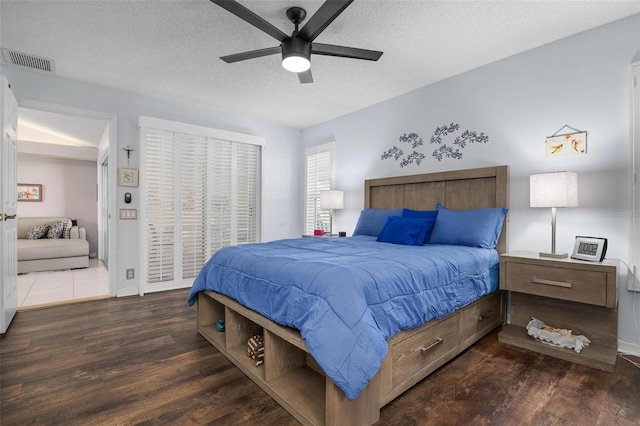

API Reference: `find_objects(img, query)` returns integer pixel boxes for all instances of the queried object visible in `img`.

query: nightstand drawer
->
[505,263,607,306]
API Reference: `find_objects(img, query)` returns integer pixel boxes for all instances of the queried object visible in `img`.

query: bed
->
[190,165,509,425]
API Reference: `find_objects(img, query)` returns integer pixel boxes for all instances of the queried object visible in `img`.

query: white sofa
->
[17,216,90,274]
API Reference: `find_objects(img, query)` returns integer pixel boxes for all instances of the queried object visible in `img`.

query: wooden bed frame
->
[197,165,509,425]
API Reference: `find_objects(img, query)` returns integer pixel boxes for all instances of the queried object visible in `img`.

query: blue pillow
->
[402,208,438,219]
[428,204,508,249]
[376,216,435,246]
[402,209,438,244]
[353,208,403,237]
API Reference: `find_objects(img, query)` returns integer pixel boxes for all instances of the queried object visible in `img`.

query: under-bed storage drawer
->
[460,292,502,346]
[389,313,460,388]
[504,262,607,306]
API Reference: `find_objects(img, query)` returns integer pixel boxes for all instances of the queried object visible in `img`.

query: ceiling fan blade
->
[298,69,313,84]
[220,46,281,63]
[210,0,289,42]
[312,43,383,61]
[297,0,354,42]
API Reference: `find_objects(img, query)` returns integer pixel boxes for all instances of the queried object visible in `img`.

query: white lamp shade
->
[320,190,344,210]
[530,172,578,208]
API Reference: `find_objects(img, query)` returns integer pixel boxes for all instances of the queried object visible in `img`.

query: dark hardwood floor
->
[1,288,639,425]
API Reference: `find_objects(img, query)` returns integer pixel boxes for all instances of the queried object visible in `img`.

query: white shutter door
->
[235,142,260,244]
[181,134,208,280]
[209,139,233,252]
[141,117,262,294]
[144,128,176,286]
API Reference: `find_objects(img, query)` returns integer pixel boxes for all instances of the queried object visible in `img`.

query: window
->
[140,117,263,293]
[304,142,334,235]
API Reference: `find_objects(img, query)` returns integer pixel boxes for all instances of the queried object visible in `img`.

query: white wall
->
[17,154,99,253]
[302,15,640,346]
[2,67,302,296]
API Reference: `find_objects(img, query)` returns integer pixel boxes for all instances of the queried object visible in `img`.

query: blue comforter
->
[188,236,499,400]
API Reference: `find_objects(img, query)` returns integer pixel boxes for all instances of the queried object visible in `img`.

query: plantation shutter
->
[304,143,333,235]
[236,142,260,244]
[181,134,208,280]
[208,140,233,252]
[142,128,176,284]
[140,117,263,293]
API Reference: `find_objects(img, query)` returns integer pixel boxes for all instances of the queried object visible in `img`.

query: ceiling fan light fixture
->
[281,38,311,73]
[282,55,310,73]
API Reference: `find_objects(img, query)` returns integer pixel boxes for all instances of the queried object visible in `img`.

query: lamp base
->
[539,251,568,259]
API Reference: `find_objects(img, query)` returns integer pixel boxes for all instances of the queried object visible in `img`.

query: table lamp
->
[319,190,344,236]
[530,172,578,258]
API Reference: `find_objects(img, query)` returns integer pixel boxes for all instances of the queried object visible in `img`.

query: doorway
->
[15,99,117,304]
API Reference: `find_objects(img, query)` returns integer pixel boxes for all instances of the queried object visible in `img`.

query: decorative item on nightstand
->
[530,171,578,258]
[572,236,607,262]
[320,189,343,236]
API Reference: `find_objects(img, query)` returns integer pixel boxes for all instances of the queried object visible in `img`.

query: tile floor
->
[17,259,110,309]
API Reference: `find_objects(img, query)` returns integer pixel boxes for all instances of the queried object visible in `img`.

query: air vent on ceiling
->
[1,48,56,73]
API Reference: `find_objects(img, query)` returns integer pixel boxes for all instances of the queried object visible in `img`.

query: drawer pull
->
[478,315,484,322]
[531,277,572,288]
[420,338,443,355]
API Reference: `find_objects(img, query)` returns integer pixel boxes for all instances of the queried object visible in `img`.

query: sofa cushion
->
[62,219,73,239]
[47,221,65,239]
[17,239,90,261]
[26,224,50,240]
[18,217,72,239]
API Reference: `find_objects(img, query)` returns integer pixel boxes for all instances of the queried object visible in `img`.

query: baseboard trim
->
[116,287,139,297]
[618,339,640,357]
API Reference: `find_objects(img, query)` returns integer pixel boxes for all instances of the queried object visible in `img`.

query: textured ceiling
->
[1,1,639,130]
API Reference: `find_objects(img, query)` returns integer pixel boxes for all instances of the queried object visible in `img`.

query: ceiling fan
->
[211,0,383,84]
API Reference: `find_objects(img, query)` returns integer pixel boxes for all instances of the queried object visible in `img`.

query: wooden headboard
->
[364,165,509,254]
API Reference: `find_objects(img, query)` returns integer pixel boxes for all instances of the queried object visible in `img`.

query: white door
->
[100,156,109,269]
[0,75,18,334]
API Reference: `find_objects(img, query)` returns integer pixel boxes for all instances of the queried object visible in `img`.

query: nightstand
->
[498,251,618,372]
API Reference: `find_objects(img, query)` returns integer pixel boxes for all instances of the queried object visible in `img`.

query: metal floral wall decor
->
[381,123,489,166]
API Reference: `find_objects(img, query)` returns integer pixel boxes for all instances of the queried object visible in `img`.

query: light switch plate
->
[119,208,137,220]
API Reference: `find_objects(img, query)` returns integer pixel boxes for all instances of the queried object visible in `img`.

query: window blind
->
[140,118,262,293]
[304,143,333,235]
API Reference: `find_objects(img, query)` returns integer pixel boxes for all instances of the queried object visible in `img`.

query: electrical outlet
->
[126,268,134,280]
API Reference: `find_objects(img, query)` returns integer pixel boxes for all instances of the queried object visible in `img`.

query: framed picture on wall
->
[545,125,587,158]
[118,168,139,187]
[17,183,43,202]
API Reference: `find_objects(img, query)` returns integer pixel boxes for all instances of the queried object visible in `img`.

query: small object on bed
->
[525,317,590,353]
[216,320,225,333]
[247,334,265,367]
